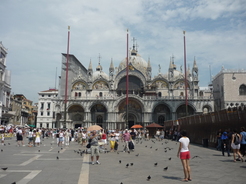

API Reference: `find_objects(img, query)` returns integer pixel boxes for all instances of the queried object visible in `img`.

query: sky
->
[1,0,246,103]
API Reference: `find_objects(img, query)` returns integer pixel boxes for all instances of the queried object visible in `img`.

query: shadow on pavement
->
[162,176,182,181]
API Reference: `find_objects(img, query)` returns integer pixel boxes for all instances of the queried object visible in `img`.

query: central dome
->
[118,50,148,73]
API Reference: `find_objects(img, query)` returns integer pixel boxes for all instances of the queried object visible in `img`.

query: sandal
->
[188,178,192,181]
[182,179,188,182]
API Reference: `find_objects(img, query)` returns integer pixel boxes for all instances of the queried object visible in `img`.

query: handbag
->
[86,143,91,148]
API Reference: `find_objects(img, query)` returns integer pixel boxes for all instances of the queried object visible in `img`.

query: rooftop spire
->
[110,58,114,69]
[88,59,93,70]
[193,56,198,69]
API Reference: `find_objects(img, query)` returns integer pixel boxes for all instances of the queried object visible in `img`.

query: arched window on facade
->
[239,84,246,95]
[199,91,203,97]
[99,92,103,97]
[158,92,162,97]
[79,92,81,97]
[75,92,77,97]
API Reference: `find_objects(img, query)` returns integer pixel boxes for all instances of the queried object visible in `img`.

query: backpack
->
[234,134,240,145]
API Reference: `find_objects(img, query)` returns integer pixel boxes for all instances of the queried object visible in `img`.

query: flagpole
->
[64,26,70,128]
[183,31,188,116]
[126,29,129,128]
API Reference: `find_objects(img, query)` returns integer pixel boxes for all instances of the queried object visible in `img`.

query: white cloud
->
[1,0,246,101]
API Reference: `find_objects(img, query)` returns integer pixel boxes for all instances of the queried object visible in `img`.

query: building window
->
[40,123,42,127]
[47,103,50,109]
[47,112,50,116]
[239,84,246,95]
[41,103,44,109]
[42,95,44,97]
[47,123,49,128]
[48,95,51,97]
[75,92,77,97]
[99,92,103,97]
[180,92,184,96]
[158,92,162,97]
[41,112,43,116]
[79,92,81,97]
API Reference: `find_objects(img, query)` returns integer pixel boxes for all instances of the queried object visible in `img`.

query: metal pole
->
[183,31,188,116]
[64,26,70,128]
[126,29,129,128]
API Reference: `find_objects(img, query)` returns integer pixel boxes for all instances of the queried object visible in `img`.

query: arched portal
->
[118,98,143,128]
[153,104,171,126]
[91,104,107,128]
[68,105,84,128]
[176,104,195,118]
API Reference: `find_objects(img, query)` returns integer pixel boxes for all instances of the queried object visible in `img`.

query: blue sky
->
[1,0,246,102]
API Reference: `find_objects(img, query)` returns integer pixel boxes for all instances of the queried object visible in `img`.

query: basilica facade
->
[53,46,214,129]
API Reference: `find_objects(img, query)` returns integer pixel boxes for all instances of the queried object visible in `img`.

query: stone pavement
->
[0,137,245,184]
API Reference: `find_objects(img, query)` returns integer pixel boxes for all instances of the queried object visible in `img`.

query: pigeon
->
[150,146,152,149]
[119,160,121,164]
[1,149,3,152]
[80,152,83,156]
[8,143,10,145]
[74,150,76,153]
[155,148,158,151]
[38,150,40,152]
[120,182,123,184]
[4,144,6,146]
[164,166,168,171]
[1,167,8,171]
[135,153,139,156]
[56,156,59,160]
[147,175,151,181]
[61,147,63,150]
[169,157,172,160]
[58,151,60,153]
[11,182,16,184]
[50,143,53,145]
[192,155,201,159]
[130,163,134,166]
[128,151,130,154]
[164,150,167,153]
[145,145,147,147]
[126,163,129,168]
[117,151,120,154]
[154,162,158,166]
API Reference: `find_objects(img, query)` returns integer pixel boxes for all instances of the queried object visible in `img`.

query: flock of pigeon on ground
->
[0,138,202,183]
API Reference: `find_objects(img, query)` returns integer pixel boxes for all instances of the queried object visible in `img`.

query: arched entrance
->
[176,104,195,118]
[91,104,107,129]
[118,98,143,128]
[153,104,171,126]
[68,105,84,128]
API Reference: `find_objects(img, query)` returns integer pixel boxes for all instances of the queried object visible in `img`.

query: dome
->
[92,70,109,80]
[173,70,184,78]
[118,54,148,74]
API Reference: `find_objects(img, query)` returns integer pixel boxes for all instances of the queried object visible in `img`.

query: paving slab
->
[0,137,245,184]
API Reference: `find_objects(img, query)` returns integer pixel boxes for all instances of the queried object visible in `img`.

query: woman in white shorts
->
[231,129,244,162]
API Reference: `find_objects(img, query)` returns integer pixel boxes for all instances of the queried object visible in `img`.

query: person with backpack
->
[231,129,244,162]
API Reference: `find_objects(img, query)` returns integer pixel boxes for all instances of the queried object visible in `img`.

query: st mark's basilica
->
[53,43,214,129]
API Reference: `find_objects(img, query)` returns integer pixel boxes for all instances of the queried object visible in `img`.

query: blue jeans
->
[217,139,221,150]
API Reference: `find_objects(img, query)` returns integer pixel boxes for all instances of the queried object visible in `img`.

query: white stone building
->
[0,42,12,125]
[36,89,58,128]
[213,68,246,111]
[53,43,214,129]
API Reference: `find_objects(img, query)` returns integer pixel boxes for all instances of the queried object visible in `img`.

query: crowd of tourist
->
[216,127,246,162]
